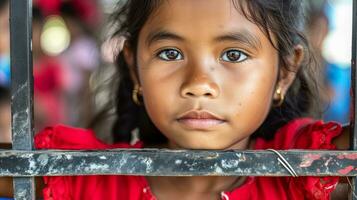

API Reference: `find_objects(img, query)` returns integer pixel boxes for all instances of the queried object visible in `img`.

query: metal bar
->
[0,150,356,177]
[352,0,357,199]
[9,0,35,199]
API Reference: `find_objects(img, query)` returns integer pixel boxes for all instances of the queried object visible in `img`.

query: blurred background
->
[0,0,354,145]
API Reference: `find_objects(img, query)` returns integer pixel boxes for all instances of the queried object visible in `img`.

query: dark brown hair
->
[0,0,9,11]
[98,0,322,145]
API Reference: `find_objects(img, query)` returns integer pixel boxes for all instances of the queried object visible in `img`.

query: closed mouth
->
[176,110,226,130]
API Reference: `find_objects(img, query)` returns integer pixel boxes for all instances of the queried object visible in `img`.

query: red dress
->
[35,118,342,200]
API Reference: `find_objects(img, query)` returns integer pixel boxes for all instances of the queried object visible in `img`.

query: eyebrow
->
[146,29,185,47]
[146,29,262,50]
[214,31,262,50]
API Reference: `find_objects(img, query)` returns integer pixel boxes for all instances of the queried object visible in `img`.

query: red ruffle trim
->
[255,119,341,200]
[289,120,341,200]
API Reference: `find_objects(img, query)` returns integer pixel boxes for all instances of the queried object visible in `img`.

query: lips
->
[177,110,226,130]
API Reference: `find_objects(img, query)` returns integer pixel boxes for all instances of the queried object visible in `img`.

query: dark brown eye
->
[157,49,183,61]
[221,49,248,63]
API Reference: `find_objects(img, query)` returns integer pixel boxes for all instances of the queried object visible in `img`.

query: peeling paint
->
[324,157,332,167]
[235,153,246,161]
[38,154,49,166]
[28,159,36,172]
[215,165,223,173]
[88,163,109,171]
[221,159,239,169]
[16,189,27,198]
[337,154,357,160]
[118,154,128,168]
[300,154,321,168]
[338,166,354,175]
[140,157,153,172]
[11,82,28,98]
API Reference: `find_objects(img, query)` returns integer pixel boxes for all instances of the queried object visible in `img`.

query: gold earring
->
[132,85,142,106]
[274,88,285,107]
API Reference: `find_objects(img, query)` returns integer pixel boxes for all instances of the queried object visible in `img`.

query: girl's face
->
[126,0,297,150]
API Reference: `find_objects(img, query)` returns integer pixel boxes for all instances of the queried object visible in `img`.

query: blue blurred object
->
[323,63,351,124]
[321,1,352,124]
[0,55,10,87]
[0,198,13,200]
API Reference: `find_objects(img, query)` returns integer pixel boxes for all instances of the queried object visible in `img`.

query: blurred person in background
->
[32,0,102,130]
[305,5,332,116]
[5,0,102,133]
[306,7,329,66]
[305,4,351,195]
[0,0,68,133]
[0,0,10,87]
[306,1,351,124]
[58,0,101,126]
[0,0,11,145]
[32,6,67,131]
[0,86,11,144]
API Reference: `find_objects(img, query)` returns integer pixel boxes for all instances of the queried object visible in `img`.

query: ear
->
[274,45,304,100]
[123,41,140,86]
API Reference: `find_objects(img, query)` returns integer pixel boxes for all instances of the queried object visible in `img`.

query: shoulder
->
[35,125,146,200]
[42,175,149,200]
[250,119,341,198]
[227,175,338,200]
[35,125,142,150]
[254,118,342,150]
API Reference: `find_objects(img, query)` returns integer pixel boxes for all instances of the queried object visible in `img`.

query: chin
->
[176,141,230,150]
[171,135,249,150]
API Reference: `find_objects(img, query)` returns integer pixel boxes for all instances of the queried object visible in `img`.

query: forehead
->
[141,0,270,46]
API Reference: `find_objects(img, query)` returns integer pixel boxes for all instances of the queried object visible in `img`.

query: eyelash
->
[220,49,249,63]
[156,48,184,61]
[155,48,249,63]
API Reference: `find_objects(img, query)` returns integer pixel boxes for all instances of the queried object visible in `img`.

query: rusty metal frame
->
[1,0,356,199]
[9,0,35,199]
[0,150,356,177]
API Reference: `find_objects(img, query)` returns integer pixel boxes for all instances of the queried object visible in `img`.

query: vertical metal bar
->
[351,0,357,199]
[9,0,35,199]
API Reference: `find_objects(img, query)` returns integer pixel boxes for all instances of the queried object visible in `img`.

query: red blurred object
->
[33,0,62,16]
[33,0,100,27]
[34,57,66,129]
[72,0,100,26]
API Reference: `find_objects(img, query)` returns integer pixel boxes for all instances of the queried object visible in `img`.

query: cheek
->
[225,59,278,129]
[138,62,182,126]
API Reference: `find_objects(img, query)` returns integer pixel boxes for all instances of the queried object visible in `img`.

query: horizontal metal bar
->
[0,149,356,177]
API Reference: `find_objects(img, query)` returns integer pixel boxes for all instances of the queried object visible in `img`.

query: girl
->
[0,0,351,199]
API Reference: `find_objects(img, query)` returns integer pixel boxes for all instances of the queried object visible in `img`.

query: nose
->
[180,62,220,99]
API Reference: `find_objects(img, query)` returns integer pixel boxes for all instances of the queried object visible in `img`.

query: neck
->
[146,138,254,198]
[147,176,246,198]
[165,136,252,150]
